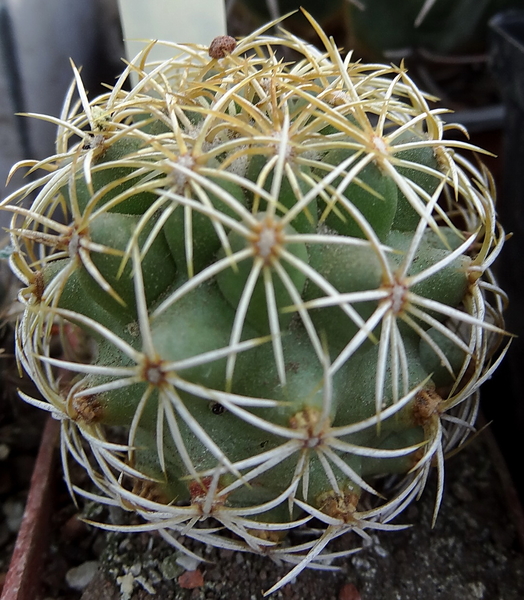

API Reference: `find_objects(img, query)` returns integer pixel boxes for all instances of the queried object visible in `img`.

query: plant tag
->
[117,0,226,64]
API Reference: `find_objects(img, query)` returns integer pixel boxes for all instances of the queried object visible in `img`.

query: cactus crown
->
[3,13,507,595]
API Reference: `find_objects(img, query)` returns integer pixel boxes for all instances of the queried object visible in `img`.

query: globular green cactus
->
[3,13,508,595]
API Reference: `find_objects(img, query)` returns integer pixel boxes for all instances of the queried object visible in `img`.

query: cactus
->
[344,0,524,59]
[3,13,508,595]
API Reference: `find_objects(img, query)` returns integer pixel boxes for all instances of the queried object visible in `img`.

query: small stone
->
[147,568,162,585]
[117,572,135,600]
[468,581,486,599]
[339,583,362,600]
[65,560,99,590]
[118,537,133,553]
[135,575,156,594]
[178,569,204,589]
[374,544,389,558]
[370,534,389,558]
[176,552,201,572]
[160,556,183,580]
[351,556,372,571]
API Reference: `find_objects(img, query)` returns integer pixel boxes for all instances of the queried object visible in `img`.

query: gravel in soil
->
[12,426,522,600]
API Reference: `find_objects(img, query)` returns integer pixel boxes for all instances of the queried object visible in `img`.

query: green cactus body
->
[3,13,507,596]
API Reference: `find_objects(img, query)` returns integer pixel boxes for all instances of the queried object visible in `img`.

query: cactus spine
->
[3,13,507,595]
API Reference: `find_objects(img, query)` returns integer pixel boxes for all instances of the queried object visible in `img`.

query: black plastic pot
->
[487,9,524,501]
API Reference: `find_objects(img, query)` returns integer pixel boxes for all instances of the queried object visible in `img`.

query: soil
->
[73,430,524,600]
[2,392,522,600]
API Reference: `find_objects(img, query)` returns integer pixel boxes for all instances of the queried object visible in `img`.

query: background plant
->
[228,0,523,113]
[231,0,522,56]
[2,13,508,595]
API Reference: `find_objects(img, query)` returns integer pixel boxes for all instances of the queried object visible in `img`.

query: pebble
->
[118,538,133,553]
[339,583,362,600]
[65,560,99,590]
[135,574,156,594]
[159,555,183,580]
[351,556,372,571]
[178,569,204,589]
[468,581,486,599]
[373,543,389,558]
[370,534,389,558]
[147,567,163,585]
[117,572,135,600]
[176,552,202,572]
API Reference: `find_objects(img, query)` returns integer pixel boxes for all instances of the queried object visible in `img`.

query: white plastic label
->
[117,0,227,63]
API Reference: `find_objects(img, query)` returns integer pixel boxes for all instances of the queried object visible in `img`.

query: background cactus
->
[231,0,523,56]
[3,13,508,595]
[228,1,524,114]
[344,0,524,59]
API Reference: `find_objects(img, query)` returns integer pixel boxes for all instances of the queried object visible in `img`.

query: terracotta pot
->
[1,417,59,600]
